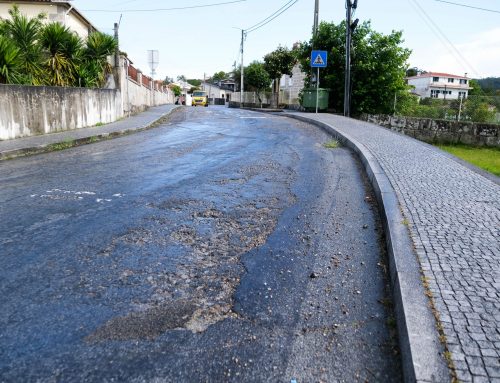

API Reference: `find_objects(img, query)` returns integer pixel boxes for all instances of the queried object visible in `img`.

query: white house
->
[0,0,97,38]
[406,72,472,100]
[201,81,234,103]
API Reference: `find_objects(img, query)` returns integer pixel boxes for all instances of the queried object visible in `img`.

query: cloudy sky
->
[71,0,500,80]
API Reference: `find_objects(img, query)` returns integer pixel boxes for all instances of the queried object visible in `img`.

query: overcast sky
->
[71,0,500,80]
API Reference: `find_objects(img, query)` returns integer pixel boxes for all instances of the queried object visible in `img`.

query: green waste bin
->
[302,88,329,111]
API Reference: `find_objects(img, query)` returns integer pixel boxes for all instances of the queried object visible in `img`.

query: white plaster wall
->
[0,85,123,140]
[408,77,431,98]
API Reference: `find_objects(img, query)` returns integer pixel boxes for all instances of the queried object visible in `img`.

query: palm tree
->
[0,35,21,84]
[0,6,45,85]
[39,22,82,86]
[82,31,118,87]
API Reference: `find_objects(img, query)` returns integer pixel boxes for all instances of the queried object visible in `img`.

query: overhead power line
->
[435,0,500,14]
[83,0,246,13]
[245,0,299,34]
[408,0,481,77]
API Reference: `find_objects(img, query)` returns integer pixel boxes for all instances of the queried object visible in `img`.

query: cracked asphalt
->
[0,106,402,382]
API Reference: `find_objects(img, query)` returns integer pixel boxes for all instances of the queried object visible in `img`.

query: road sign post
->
[311,50,327,114]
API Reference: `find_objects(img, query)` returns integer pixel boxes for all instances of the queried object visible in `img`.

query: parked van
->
[192,91,209,107]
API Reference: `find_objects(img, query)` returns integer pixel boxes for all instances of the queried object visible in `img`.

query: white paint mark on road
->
[30,189,125,204]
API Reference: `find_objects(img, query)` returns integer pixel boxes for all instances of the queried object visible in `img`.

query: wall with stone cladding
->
[362,114,499,147]
[0,85,123,140]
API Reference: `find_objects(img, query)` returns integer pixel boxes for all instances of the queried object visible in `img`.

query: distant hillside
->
[477,77,500,91]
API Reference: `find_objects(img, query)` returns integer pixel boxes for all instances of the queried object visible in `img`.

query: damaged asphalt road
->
[0,106,402,382]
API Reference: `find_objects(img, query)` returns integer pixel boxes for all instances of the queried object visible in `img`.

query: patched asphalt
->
[0,106,402,382]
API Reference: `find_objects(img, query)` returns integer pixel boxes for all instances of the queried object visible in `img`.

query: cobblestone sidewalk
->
[290,113,500,382]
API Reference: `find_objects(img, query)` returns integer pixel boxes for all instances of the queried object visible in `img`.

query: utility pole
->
[313,0,319,36]
[344,0,358,117]
[240,29,245,107]
[113,22,119,68]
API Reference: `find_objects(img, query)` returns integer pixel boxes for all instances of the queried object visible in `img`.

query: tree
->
[468,79,483,96]
[80,31,117,87]
[187,79,201,87]
[297,21,411,115]
[163,76,174,85]
[0,35,22,84]
[39,22,82,86]
[0,6,117,88]
[177,74,186,82]
[263,46,296,108]
[244,61,271,106]
[169,84,181,97]
[0,6,45,85]
[463,96,497,123]
[211,70,226,83]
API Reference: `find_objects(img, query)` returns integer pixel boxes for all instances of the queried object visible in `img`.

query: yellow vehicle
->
[192,91,209,107]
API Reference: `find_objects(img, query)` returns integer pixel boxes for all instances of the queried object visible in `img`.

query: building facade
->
[279,63,306,107]
[0,0,96,38]
[406,72,472,100]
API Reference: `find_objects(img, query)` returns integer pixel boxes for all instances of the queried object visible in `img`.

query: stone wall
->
[0,85,122,140]
[362,114,500,147]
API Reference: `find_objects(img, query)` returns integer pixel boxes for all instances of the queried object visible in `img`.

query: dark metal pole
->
[313,0,319,36]
[240,29,244,107]
[344,1,352,117]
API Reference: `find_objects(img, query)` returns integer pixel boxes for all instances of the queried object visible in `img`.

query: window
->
[459,79,468,85]
[458,91,467,98]
[431,90,440,98]
[448,78,454,83]
[433,77,440,82]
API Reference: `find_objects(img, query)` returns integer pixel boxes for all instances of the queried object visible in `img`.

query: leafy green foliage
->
[0,35,22,84]
[0,6,118,88]
[398,96,498,123]
[211,71,226,83]
[39,22,82,86]
[244,61,271,105]
[244,61,271,92]
[263,46,295,80]
[263,46,296,107]
[0,5,45,84]
[170,84,182,97]
[187,79,201,87]
[297,21,411,115]
[477,77,500,94]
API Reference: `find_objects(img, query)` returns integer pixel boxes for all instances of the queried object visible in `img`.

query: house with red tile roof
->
[0,0,97,38]
[406,72,473,100]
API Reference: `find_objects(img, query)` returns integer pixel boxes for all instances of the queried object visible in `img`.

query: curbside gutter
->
[282,113,451,383]
[0,106,182,161]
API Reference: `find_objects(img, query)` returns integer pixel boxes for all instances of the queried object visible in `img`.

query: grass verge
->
[436,144,500,177]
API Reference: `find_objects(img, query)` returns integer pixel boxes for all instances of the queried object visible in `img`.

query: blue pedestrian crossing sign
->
[311,50,327,68]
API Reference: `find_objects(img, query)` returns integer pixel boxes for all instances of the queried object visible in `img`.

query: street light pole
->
[313,0,319,36]
[240,29,245,107]
[344,0,357,117]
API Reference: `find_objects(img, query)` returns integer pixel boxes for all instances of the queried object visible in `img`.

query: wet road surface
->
[0,106,402,382]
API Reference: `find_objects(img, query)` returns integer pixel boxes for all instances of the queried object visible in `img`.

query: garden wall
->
[362,114,500,147]
[0,85,123,140]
